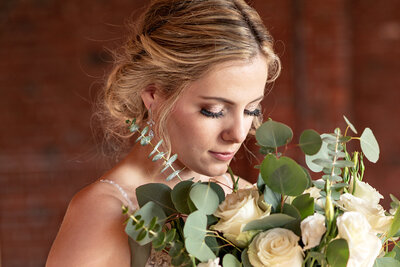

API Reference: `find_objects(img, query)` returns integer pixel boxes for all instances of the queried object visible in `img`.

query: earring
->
[147,107,155,138]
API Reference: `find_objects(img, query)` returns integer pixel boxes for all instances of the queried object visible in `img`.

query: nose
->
[221,115,250,144]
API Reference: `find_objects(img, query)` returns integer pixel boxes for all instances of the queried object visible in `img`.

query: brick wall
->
[1,0,399,266]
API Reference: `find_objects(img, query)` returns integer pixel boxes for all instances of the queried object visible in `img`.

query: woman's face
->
[166,54,269,177]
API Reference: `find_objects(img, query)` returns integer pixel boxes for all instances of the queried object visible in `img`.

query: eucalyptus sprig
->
[126,119,183,181]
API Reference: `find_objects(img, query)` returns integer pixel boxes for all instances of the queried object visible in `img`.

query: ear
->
[141,84,163,110]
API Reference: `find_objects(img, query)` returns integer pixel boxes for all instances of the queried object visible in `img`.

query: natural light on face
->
[166,54,269,177]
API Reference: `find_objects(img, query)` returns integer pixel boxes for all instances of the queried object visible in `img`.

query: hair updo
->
[96,0,281,157]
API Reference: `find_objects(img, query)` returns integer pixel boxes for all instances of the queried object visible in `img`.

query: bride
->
[46,0,280,266]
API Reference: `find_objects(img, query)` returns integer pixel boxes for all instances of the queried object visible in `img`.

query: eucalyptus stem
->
[128,214,158,236]
[128,119,184,181]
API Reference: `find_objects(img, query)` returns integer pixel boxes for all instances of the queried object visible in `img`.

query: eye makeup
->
[200,108,261,118]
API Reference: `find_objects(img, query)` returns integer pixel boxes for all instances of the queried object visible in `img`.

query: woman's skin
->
[46,53,268,267]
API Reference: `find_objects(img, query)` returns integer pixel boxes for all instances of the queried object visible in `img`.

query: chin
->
[197,164,228,178]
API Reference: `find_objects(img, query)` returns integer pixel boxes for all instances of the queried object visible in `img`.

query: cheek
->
[167,111,219,152]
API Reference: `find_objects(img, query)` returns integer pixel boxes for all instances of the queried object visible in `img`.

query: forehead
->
[180,55,269,103]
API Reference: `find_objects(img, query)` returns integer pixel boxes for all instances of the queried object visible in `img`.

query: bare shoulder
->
[46,181,131,267]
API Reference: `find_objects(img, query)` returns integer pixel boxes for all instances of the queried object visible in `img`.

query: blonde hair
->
[95,0,281,157]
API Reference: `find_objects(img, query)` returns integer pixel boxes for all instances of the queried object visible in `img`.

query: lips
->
[209,151,236,161]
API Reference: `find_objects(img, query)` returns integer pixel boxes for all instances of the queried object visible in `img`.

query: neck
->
[104,139,209,187]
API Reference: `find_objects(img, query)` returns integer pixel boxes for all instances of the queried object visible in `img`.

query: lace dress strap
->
[99,179,136,211]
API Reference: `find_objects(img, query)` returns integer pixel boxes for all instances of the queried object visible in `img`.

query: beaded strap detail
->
[99,179,135,210]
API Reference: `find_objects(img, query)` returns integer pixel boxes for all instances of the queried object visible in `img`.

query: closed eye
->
[200,108,224,118]
[244,109,261,117]
[200,108,261,118]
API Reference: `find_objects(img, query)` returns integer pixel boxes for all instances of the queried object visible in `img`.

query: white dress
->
[100,179,171,267]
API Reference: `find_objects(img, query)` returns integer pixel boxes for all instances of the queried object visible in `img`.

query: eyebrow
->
[199,95,264,105]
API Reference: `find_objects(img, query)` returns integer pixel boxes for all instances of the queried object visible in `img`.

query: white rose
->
[337,211,382,267]
[248,228,303,267]
[300,213,326,250]
[212,187,270,247]
[197,258,221,267]
[349,178,383,205]
[338,193,393,233]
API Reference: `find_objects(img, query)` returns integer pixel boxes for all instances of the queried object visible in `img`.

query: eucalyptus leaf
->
[261,154,309,196]
[243,213,296,231]
[313,180,325,189]
[141,126,149,136]
[263,179,281,212]
[360,128,380,163]
[129,123,140,133]
[148,140,163,158]
[140,136,152,145]
[185,236,216,263]
[183,210,208,240]
[292,193,315,220]
[241,248,252,267]
[205,235,220,256]
[136,183,176,216]
[152,152,166,162]
[299,129,322,155]
[393,245,400,262]
[305,134,330,172]
[189,183,219,215]
[165,154,178,167]
[257,173,265,192]
[312,158,334,168]
[172,180,194,214]
[223,254,241,267]
[168,240,183,257]
[387,204,400,238]
[326,239,349,267]
[166,169,182,181]
[255,120,293,148]
[327,143,343,152]
[282,204,301,235]
[373,257,400,267]
[202,181,225,204]
[125,201,166,245]
[343,115,358,134]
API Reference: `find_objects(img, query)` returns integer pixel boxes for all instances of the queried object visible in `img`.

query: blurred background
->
[0,0,399,266]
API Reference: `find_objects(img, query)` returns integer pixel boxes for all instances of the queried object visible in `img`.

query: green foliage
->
[299,129,323,155]
[241,249,252,267]
[256,119,293,148]
[184,210,208,240]
[326,239,349,267]
[136,183,176,216]
[343,115,358,134]
[292,193,314,220]
[387,204,400,239]
[360,128,380,163]
[243,213,296,231]
[171,180,194,214]
[189,183,220,215]
[262,179,281,212]
[125,201,166,246]
[223,254,241,267]
[260,154,309,196]
[373,257,400,267]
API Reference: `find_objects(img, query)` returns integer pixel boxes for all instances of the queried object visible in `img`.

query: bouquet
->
[123,116,400,267]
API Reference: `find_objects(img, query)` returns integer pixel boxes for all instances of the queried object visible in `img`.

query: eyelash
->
[200,108,261,118]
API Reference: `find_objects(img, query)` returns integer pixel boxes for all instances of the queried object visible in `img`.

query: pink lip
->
[209,151,235,161]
